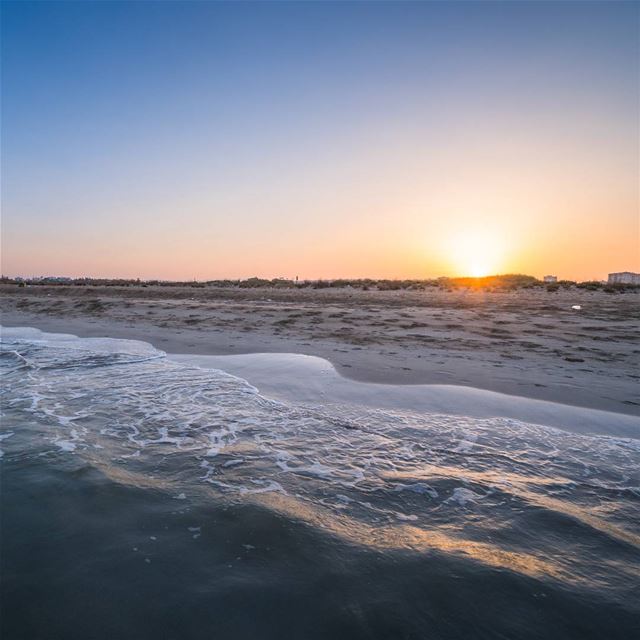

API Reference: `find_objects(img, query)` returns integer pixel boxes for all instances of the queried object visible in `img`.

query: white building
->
[608,272,640,285]
[543,275,557,283]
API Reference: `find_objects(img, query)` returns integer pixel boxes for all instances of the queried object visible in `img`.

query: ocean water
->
[1,327,639,639]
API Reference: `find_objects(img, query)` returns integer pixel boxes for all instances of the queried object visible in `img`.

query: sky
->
[1,0,638,281]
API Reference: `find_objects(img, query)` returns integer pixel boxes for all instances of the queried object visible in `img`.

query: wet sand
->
[1,284,639,415]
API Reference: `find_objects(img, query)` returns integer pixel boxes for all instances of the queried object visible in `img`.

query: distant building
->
[608,272,640,285]
[543,275,557,283]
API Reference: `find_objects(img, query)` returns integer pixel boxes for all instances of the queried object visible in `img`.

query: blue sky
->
[2,1,638,279]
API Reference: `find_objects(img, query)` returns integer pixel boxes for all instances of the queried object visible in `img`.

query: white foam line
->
[169,352,640,439]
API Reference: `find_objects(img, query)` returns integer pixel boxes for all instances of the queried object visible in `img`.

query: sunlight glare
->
[449,229,505,278]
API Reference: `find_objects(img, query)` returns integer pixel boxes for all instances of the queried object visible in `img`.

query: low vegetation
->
[1,274,638,292]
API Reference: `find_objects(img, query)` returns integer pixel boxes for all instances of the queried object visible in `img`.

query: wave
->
[1,326,639,620]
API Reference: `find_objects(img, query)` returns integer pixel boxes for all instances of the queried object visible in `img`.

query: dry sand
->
[1,284,638,415]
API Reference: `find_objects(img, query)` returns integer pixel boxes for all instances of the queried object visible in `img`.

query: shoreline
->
[2,308,639,419]
[1,284,638,417]
[2,322,638,438]
[169,352,640,439]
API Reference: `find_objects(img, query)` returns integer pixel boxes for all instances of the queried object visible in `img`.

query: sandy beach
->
[2,284,638,415]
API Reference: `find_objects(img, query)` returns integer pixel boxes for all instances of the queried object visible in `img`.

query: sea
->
[1,326,639,639]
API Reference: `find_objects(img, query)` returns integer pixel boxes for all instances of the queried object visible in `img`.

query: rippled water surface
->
[1,327,639,639]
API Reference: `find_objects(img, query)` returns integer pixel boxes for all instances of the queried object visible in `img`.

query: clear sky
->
[2,0,638,281]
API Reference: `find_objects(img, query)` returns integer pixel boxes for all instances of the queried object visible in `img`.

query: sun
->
[469,262,491,278]
[448,230,504,278]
